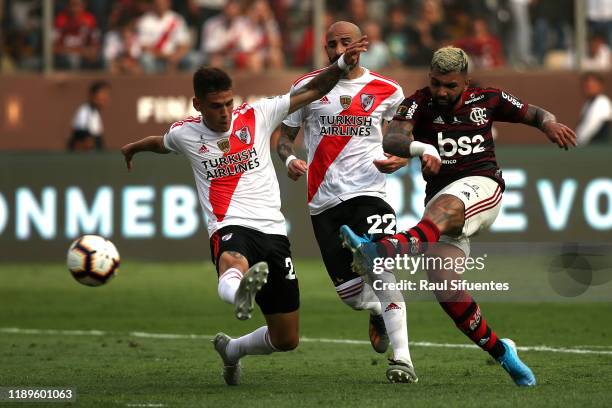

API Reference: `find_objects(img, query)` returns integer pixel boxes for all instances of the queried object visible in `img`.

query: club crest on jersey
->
[360,94,376,112]
[235,126,251,145]
[339,95,352,110]
[217,138,230,153]
[469,107,487,126]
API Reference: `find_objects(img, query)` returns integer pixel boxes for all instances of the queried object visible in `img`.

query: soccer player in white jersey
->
[119,36,368,386]
[278,21,428,383]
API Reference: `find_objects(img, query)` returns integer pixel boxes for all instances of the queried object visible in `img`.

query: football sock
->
[376,218,441,258]
[381,300,412,364]
[336,277,383,315]
[225,326,277,363]
[438,291,505,358]
[217,268,243,305]
[374,272,412,364]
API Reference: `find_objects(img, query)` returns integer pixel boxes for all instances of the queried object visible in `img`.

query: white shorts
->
[425,176,502,256]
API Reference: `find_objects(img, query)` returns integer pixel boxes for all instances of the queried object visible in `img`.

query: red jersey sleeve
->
[492,88,528,123]
[392,88,428,124]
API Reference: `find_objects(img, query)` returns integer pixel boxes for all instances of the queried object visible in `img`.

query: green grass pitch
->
[1,260,611,407]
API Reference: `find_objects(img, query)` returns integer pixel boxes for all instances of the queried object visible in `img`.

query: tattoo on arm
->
[303,64,343,96]
[522,104,556,131]
[288,64,344,113]
[382,121,415,158]
[277,124,300,162]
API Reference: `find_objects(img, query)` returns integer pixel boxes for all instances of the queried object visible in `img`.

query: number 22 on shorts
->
[366,214,396,235]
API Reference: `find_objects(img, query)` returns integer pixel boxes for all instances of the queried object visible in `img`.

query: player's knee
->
[270,333,299,351]
[218,251,248,273]
[424,195,465,234]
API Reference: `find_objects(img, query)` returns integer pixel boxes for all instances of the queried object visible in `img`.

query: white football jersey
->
[164,94,290,237]
[72,103,103,136]
[283,69,404,215]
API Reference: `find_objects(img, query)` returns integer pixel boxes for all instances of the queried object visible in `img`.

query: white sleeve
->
[103,31,120,61]
[253,93,291,132]
[72,105,89,130]
[576,96,612,145]
[136,16,150,47]
[174,16,191,46]
[163,125,183,153]
[282,85,304,128]
[382,87,405,121]
[283,107,304,128]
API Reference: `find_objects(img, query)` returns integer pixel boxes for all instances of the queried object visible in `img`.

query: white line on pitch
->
[2,327,612,356]
[126,404,166,407]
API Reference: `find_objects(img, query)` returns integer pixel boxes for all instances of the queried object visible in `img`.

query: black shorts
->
[311,196,396,286]
[210,225,299,315]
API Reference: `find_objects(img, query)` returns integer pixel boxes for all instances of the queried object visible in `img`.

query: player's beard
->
[433,94,462,112]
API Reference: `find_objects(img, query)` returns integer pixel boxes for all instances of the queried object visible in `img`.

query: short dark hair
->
[193,67,232,99]
[89,80,110,95]
[582,71,604,84]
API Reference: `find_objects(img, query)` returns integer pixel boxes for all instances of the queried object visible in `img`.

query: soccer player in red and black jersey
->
[341,46,576,386]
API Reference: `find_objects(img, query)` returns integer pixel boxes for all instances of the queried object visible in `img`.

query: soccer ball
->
[67,235,120,287]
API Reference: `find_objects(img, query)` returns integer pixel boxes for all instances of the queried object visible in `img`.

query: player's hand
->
[543,121,577,150]
[373,153,408,174]
[421,154,441,177]
[343,35,369,67]
[121,144,135,172]
[287,158,307,181]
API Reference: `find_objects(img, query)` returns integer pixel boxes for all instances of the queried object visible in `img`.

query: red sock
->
[439,291,505,358]
[377,218,440,257]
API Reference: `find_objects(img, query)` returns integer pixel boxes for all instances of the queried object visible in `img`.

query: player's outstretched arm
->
[121,135,170,171]
[278,123,307,181]
[521,104,577,150]
[287,36,369,114]
[383,120,441,176]
[383,120,415,158]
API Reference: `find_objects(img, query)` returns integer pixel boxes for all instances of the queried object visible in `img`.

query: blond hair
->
[431,46,469,74]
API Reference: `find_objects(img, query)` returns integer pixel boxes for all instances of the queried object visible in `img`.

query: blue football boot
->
[339,225,379,276]
[497,338,536,386]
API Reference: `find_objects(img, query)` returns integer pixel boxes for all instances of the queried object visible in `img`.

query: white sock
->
[218,268,242,304]
[374,273,412,365]
[381,300,412,364]
[336,277,382,315]
[225,326,277,363]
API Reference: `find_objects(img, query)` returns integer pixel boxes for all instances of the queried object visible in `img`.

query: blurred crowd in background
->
[1,0,611,73]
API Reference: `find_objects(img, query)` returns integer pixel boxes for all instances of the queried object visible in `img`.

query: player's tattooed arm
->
[278,124,308,181]
[277,124,300,162]
[383,120,441,176]
[287,36,369,114]
[382,120,415,158]
[121,136,169,171]
[522,104,577,150]
[522,104,556,130]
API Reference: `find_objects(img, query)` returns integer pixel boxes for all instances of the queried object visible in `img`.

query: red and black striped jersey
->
[394,86,528,202]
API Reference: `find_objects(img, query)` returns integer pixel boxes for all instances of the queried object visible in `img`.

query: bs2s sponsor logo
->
[437,132,486,157]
